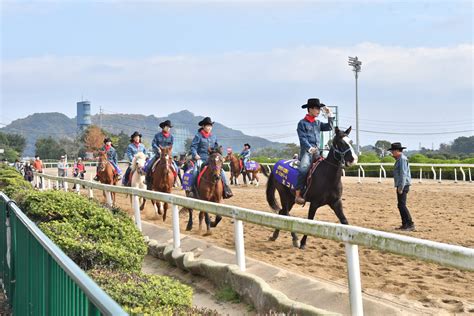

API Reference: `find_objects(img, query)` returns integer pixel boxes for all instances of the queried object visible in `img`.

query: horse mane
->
[131,152,146,171]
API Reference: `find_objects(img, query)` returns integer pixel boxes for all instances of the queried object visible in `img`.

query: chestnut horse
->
[225,153,242,185]
[186,147,224,235]
[149,146,175,221]
[97,151,118,204]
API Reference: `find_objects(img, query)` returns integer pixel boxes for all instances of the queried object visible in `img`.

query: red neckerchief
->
[304,114,316,123]
[105,144,111,151]
[133,141,140,148]
[200,130,211,138]
[162,131,170,138]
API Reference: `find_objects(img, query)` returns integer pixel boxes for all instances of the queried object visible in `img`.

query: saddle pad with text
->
[245,161,260,171]
[182,169,194,191]
[272,159,299,190]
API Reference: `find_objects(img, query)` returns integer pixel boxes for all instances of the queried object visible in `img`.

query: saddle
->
[303,157,325,199]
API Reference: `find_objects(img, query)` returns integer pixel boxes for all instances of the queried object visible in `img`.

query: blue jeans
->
[192,160,228,187]
[296,152,312,190]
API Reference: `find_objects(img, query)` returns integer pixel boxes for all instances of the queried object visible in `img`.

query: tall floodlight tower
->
[77,101,92,133]
[348,56,362,154]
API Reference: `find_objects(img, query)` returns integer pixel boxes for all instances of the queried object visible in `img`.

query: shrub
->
[381,156,396,163]
[89,269,195,315]
[19,190,147,271]
[0,165,32,197]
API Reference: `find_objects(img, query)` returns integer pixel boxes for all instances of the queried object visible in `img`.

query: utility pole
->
[99,106,103,129]
[348,56,362,154]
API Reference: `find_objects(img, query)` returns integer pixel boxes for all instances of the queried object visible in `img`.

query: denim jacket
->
[393,154,412,188]
[297,117,334,155]
[239,149,251,160]
[126,143,147,162]
[101,146,118,165]
[190,132,218,162]
[152,133,174,154]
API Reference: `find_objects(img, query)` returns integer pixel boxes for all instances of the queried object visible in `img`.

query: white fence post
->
[234,218,246,271]
[105,191,113,207]
[454,168,458,183]
[378,167,382,183]
[431,166,436,180]
[88,174,94,198]
[345,243,363,316]
[469,168,472,183]
[75,182,81,195]
[172,204,180,249]
[47,179,51,190]
[438,168,442,183]
[64,181,68,192]
[460,167,466,182]
[133,195,142,231]
[357,168,361,183]
[419,168,423,183]
[342,169,346,177]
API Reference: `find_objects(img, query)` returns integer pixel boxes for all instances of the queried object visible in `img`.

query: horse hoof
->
[268,236,277,242]
[203,231,212,236]
[292,240,300,248]
[186,226,192,231]
[299,244,306,250]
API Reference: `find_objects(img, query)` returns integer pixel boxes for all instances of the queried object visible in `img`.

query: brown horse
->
[97,151,118,204]
[242,162,261,186]
[225,153,242,185]
[149,146,175,221]
[186,147,224,235]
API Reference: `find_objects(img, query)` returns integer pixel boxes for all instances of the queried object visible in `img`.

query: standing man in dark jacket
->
[388,142,415,231]
[295,98,334,204]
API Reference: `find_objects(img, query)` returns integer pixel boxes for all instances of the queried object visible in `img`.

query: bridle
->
[332,138,353,166]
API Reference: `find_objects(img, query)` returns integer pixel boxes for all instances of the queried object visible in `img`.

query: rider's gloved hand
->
[195,154,201,160]
[308,147,318,154]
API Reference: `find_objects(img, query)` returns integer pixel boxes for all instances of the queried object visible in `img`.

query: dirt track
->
[63,167,474,314]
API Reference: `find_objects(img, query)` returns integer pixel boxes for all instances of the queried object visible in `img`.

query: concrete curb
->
[147,238,340,316]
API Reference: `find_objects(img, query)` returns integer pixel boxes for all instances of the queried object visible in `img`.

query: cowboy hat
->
[130,131,142,139]
[159,120,173,129]
[103,137,112,144]
[244,143,251,148]
[301,98,324,109]
[387,142,407,151]
[198,117,214,126]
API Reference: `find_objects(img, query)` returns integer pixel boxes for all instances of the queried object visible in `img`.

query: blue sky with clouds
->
[1,0,473,149]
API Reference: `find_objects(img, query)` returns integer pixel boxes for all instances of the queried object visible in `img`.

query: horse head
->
[159,146,172,161]
[208,147,224,182]
[332,126,358,167]
[97,151,108,172]
[132,152,147,175]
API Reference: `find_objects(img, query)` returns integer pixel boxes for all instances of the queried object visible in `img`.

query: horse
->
[242,161,261,186]
[97,151,119,205]
[148,146,175,221]
[225,153,242,185]
[261,127,357,249]
[186,147,225,235]
[129,152,147,210]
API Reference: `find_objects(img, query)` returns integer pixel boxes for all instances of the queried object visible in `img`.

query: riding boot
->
[223,183,233,199]
[93,175,99,181]
[295,190,305,205]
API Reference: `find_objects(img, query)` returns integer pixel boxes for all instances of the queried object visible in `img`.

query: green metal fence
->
[0,192,127,316]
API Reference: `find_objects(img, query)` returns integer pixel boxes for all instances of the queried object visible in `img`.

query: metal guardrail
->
[35,172,474,316]
[0,192,127,316]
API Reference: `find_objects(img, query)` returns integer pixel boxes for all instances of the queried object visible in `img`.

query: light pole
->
[348,56,362,154]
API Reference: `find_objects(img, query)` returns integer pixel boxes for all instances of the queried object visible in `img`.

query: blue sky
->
[1,0,473,149]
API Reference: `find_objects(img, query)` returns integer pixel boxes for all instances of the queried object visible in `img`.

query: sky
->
[1,0,473,149]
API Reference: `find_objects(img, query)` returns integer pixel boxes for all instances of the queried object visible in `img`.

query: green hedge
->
[0,165,32,197]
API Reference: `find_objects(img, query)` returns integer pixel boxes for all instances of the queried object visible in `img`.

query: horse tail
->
[263,168,280,212]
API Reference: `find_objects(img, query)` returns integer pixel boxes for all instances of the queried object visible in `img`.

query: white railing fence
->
[33,172,474,316]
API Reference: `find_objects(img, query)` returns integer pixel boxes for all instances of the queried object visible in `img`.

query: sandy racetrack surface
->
[68,168,473,314]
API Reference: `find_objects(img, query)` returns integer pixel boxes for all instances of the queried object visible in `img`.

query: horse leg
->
[235,174,239,186]
[300,202,319,250]
[152,200,161,215]
[139,198,146,211]
[329,199,349,225]
[162,202,168,222]
[198,211,204,232]
[254,173,259,187]
[186,209,193,231]
[210,215,222,228]
[203,212,212,236]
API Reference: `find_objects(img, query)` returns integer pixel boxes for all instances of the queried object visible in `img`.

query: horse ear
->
[334,126,340,135]
[344,126,352,135]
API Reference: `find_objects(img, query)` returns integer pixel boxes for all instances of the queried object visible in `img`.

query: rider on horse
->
[94,137,122,181]
[122,131,147,186]
[239,143,251,172]
[146,120,178,184]
[190,117,233,199]
[295,98,334,205]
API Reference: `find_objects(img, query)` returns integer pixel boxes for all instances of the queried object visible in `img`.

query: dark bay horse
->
[186,147,224,236]
[97,151,119,204]
[261,127,358,249]
[149,146,175,221]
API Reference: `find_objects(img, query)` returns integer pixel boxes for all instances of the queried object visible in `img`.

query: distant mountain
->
[1,110,285,156]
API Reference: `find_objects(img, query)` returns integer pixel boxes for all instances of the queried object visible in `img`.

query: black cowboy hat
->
[244,143,251,148]
[103,137,112,144]
[130,131,142,140]
[301,98,324,109]
[159,120,173,129]
[198,117,214,126]
[387,142,407,151]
